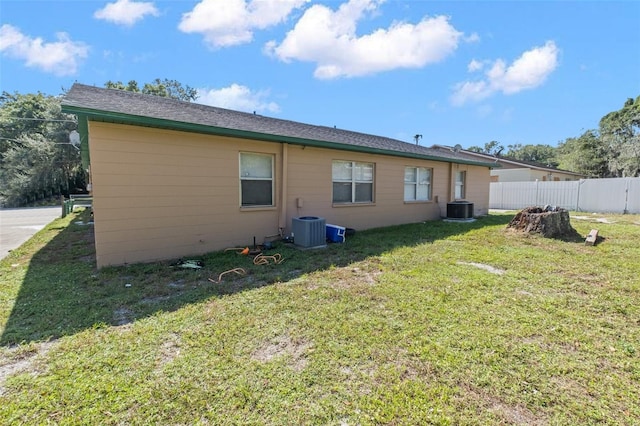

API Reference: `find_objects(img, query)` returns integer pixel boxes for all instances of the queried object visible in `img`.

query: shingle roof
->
[62,83,494,167]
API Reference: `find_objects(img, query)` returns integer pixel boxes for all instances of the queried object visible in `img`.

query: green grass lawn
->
[1,210,638,425]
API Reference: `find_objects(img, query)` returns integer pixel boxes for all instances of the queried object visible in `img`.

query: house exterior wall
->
[542,171,582,181]
[492,168,581,182]
[88,122,490,267]
[453,162,491,216]
[89,122,282,267]
[285,145,445,231]
[491,168,535,182]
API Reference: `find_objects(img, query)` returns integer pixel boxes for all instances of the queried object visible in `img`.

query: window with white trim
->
[404,167,432,201]
[240,152,274,207]
[455,170,466,199]
[332,160,374,204]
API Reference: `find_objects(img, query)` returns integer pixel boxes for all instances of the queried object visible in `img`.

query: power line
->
[0,136,79,149]
[2,117,77,123]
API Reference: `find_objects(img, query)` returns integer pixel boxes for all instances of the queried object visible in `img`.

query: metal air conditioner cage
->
[292,216,326,248]
[447,201,474,219]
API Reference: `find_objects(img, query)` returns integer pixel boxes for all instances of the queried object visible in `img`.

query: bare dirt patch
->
[322,265,383,290]
[155,333,181,371]
[572,216,616,224]
[463,385,547,425]
[0,341,54,395]
[351,266,383,285]
[458,262,506,275]
[251,334,312,372]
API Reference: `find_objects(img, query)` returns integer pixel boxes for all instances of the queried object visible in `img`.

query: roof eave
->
[61,105,496,168]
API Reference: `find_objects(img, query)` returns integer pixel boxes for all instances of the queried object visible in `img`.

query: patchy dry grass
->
[1,209,638,424]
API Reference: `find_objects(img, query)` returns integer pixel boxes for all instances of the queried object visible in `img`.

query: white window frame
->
[239,152,274,207]
[404,166,432,201]
[332,160,374,204]
[455,170,466,199]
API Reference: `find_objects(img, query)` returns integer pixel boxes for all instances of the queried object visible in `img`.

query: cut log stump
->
[506,206,579,238]
[585,229,599,246]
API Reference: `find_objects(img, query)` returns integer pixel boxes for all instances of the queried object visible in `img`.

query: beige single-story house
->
[62,84,495,268]
[431,145,585,182]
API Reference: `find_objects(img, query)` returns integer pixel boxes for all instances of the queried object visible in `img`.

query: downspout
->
[279,143,289,235]
[448,162,454,202]
[442,162,454,218]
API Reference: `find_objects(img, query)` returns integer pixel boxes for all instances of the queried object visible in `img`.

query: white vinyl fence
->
[490,177,640,214]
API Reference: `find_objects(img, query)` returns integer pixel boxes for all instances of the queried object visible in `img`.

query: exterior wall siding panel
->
[89,122,491,267]
[90,122,281,267]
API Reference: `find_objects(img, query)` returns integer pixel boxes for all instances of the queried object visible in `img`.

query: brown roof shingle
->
[62,83,493,167]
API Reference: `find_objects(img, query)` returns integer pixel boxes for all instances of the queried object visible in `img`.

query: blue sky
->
[1,0,639,149]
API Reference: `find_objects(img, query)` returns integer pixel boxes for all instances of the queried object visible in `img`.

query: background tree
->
[504,143,558,167]
[0,92,59,156]
[0,92,84,207]
[104,78,198,102]
[467,140,504,156]
[1,79,198,207]
[465,96,637,177]
[599,96,640,177]
[556,130,608,177]
[104,80,140,92]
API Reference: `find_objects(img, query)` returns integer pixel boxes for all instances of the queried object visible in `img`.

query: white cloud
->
[266,0,464,79]
[451,40,560,106]
[467,59,484,72]
[179,0,308,49]
[465,32,480,43]
[0,24,89,76]
[196,84,280,114]
[94,0,159,27]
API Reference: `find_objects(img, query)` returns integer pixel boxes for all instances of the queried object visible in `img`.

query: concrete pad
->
[0,207,61,259]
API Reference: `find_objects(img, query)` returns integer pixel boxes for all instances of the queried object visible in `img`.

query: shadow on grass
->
[1,211,514,345]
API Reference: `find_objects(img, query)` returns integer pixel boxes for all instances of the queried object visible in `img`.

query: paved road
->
[0,207,61,260]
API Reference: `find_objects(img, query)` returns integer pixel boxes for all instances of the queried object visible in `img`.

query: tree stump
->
[507,206,579,238]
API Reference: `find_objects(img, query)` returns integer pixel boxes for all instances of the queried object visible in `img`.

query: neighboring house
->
[431,145,586,182]
[62,84,495,268]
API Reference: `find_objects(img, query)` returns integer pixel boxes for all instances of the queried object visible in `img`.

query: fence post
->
[61,196,74,218]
